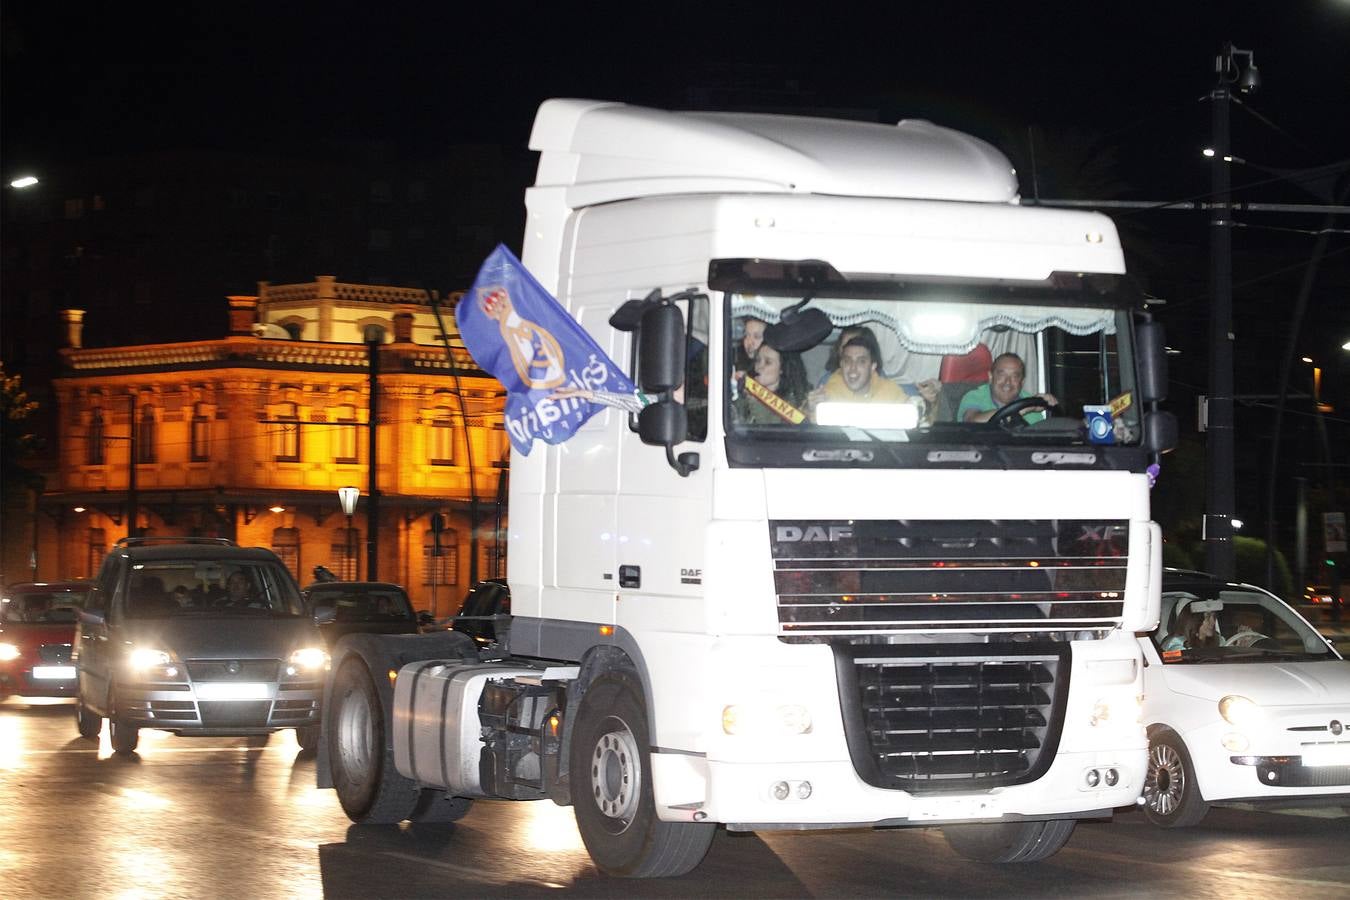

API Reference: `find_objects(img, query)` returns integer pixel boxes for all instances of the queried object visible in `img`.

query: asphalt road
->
[3,699,1348,899]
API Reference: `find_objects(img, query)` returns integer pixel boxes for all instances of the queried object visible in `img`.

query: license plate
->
[194,682,271,700]
[31,666,77,680]
[1301,744,1350,767]
[909,795,1001,821]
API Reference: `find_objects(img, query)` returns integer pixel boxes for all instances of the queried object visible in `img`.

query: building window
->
[334,404,359,464]
[87,528,106,578]
[272,527,300,581]
[136,404,157,464]
[482,542,507,580]
[423,528,457,585]
[283,322,303,340]
[87,408,105,465]
[332,527,360,581]
[274,402,301,462]
[190,402,210,461]
[429,413,455,465]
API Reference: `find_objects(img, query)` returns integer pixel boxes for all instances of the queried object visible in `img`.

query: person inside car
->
[1161,605,1220,651]
[223,571,267,609]
[1222,607,1274,648]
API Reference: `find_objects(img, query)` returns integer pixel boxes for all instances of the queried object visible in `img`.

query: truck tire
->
[294,725,319,752]
[75,697,102,739]
[569,673,715,877]
[1142,730,1210,828]
[942,819,1076,863]
[108,685,140,755]
[328,656,419,823]
[411,791,473,823]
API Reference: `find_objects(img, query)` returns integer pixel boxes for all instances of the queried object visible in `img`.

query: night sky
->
[4,2,1348,386]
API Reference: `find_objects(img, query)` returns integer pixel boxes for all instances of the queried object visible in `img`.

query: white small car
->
[1138,570,1350,826]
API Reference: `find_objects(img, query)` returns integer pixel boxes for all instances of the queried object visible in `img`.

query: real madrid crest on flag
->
[456,244,640,455]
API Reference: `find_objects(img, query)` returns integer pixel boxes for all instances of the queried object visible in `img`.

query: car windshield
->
[1151,586,1337,663]
[727,290,1139,449]
[1,588,90,624]
[124,559,304,618]
[308,587,414,623]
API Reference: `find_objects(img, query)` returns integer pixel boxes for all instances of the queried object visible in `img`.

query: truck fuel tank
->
[392,661,540,796]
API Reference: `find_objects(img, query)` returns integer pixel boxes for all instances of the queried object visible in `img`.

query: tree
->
[1,364,43,584]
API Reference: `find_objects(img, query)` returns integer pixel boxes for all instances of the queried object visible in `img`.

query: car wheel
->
[328,657,419,823]
[75,697,102,739]
[569,673,715,877]
[1142,730,1210,827]
[942,819,1076,863]
[108,686,140,755]
[294,725,319,753]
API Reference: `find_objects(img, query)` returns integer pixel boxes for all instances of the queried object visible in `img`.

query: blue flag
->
[456,244,640,455]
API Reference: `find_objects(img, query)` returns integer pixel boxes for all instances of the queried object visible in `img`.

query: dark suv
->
[74,538,327,754]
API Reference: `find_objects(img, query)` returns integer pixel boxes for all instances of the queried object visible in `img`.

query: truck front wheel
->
[942,819,1076,863]
[328,657,419,823]
[569,674,714,877]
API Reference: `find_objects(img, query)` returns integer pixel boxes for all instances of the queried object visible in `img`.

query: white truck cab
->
[319,100,1176,876]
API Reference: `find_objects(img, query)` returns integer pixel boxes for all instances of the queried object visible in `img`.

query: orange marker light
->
[599,625,614,637]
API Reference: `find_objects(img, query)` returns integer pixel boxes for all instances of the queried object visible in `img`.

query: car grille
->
[187,659,280,681]
[834,641,1069,792]
[38,643,74,664]
[773,519,1129,637]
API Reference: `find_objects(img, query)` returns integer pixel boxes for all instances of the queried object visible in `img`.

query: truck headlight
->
[128,647,173,671]
[1218,695,1263,728]
[288,647,328,673]
[0,642,20,662]
[722,703,812,736]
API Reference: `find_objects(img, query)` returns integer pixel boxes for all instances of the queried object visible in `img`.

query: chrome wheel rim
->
[589,715,641,830]
[335,683,376,782]
[1144,742,1185,816]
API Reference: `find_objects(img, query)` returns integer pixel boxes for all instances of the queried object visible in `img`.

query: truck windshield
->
[726,288,1141,457]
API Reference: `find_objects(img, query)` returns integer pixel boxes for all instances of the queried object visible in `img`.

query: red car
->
[0,582,92,699]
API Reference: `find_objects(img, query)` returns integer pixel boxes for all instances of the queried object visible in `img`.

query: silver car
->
[74,538,328,754]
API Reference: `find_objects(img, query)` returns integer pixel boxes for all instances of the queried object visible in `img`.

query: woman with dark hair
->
[736,343,810,425]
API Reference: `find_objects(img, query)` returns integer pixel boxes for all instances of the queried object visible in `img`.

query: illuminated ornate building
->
[38,277,507,615]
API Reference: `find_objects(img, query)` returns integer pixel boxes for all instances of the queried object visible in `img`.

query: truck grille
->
[773,519,1129,636]
[835,642,1069,792]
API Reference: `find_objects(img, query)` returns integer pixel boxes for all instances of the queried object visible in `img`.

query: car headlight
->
[288,647,328,672]
[128,647,173,671]
[1219,694,1263,728]
[0,642,20,662]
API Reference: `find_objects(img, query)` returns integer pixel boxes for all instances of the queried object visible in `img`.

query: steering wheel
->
[989,395,1054,428]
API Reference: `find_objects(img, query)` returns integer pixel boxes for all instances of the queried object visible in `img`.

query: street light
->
[337,486,360,581]
[9,175,39,189]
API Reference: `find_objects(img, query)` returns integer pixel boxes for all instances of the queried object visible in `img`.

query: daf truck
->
[317,99,1177,876]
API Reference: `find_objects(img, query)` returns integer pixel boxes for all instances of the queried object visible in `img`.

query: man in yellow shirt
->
[808,329,936,422]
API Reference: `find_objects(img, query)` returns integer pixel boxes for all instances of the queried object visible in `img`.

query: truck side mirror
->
[1136,321,1168,404]
[639,401,699,476]
[638,303,685,392]
[1144,410,1178,454]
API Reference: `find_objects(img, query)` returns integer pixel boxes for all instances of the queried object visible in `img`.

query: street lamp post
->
[337,485,360,581]
[1203,42,1259,580]
[364,325,385,582]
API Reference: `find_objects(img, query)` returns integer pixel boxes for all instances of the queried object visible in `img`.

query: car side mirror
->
[312,606,337,626]
[78,607,106,627]
[416,610,435,629]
